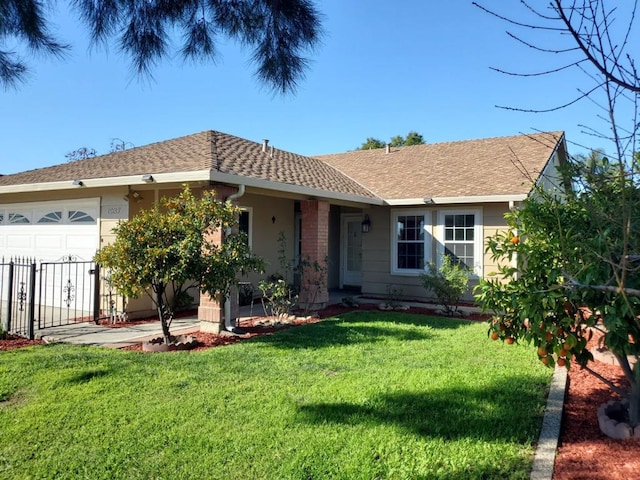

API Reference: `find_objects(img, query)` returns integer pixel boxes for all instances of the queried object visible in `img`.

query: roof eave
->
[384,194,528,206]
[210,172,384,206]
[0,170,212,194]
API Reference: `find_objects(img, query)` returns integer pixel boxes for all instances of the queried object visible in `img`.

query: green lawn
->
[0,312,551,479]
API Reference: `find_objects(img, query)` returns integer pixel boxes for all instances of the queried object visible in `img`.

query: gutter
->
[384,194,527,206]
[223,184,246,334]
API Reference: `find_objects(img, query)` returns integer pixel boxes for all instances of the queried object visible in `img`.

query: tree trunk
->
[630,366,640,428]
[154,283,171,344]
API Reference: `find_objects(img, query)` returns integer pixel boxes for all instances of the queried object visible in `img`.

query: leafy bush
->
[95,185,264,341]
[420,255,470,315]
[258,278,298,320]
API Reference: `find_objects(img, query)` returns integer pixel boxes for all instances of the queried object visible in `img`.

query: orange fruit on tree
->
[546,331,554,342]
[537,346,546,357]
[541,356,549,365]
[557,357,566,367]
[491,332,499,341]
[506,337,515,345]
[510,236,520,245]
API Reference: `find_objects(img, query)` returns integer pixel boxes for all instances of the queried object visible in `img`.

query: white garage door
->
[0,198,100,262]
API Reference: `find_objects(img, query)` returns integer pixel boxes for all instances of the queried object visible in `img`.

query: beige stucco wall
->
[360,203,511,304]
[482,203,512,277]
[235,193,296,287]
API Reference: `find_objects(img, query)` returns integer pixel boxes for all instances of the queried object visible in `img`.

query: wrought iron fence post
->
[28,262,36,340]
[6,261,14,333]
[92,264,100,324]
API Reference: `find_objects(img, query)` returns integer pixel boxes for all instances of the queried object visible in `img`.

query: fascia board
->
[430,194,528,204]
[209,171,384,206]
[383,194,527,206]
[0,170,212,194]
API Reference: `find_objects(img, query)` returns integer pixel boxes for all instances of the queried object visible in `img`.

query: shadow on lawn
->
[249,318,438,350]
[63,368,112,385]
[326,310,473,330]
[295,374,546,444]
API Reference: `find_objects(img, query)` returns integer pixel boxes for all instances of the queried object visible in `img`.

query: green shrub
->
[420,255,470,315]
[258,278,298,320]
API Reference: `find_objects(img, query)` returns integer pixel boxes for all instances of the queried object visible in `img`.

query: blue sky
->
[1,1,612,175]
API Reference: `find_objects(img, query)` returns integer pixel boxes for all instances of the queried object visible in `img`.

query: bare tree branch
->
[552,0,640,93]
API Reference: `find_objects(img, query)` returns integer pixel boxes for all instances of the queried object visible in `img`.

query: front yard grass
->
[0,311,551,479]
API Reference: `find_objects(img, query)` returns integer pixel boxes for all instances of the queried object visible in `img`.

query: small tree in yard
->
[94,186,263,344]
[420,255,470,316]
[476,157,640,428]
[474,0,640,433]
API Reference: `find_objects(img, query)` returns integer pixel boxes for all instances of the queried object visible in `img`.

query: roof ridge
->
[314,131,565,157]
[206,130,217,171]
[398,130,565,150]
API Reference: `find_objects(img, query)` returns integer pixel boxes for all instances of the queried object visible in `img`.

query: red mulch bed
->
[3,304,638,479]
[553,331,640,480]
[0,334,44,350]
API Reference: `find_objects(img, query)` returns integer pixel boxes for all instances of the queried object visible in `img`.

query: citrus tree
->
[94,186,263,343]
[475,155,640,428]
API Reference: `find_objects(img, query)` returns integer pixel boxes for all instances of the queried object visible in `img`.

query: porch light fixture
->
[124,191,143,202]
[424,197,434,204]
[141,174,154,183]
[72,180,84,187]
[361,214,371,233]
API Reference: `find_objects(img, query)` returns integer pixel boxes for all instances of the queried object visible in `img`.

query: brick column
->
[299,200,329,310]
[198,185,240,333]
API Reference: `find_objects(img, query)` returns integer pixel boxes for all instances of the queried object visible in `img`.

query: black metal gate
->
[1,256,126,339]
[0,258,36,339]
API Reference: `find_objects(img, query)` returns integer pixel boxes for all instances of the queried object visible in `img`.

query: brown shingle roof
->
[0,130,564,203]
[0,131,378,200]
[315,131,564,200]
[0,131,215,185]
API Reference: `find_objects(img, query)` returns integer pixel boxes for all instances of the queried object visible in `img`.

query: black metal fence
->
[0,258,36,339]
[0,256,126,339]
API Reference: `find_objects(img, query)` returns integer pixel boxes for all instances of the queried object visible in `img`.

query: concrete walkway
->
[36,316,200,349]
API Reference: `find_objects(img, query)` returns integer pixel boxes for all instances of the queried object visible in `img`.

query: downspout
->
[227,184,245,203]
[224,184,245,333]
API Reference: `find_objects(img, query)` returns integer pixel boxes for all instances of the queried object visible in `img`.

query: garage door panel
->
[7,235,32,249]
[0,200,99,262]
[35,235,64,250]
[66,233,98,260]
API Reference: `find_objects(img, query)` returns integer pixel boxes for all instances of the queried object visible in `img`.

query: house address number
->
[107,207,122,215]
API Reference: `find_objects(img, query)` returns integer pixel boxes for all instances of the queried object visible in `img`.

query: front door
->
[341,214,363,287]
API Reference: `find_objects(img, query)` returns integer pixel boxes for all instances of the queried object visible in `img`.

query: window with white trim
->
[238,208,252,247]
[437,209,483,276]
[391,211,431,274]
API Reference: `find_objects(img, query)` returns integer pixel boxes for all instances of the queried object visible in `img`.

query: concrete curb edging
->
[530,365,568,480]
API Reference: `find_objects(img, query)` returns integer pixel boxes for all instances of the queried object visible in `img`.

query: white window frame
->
[238,207,253,248]
[436,208,483,277]
[390,210,432,275]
